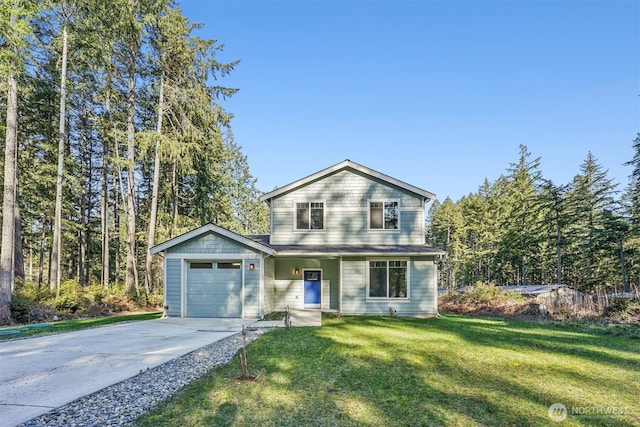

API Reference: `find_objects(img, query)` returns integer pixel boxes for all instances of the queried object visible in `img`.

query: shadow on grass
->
[205,402,237,427]
[319,315,639,426]
[439,314,640,370]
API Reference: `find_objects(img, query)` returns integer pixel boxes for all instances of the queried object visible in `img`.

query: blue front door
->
[304,270,321,307]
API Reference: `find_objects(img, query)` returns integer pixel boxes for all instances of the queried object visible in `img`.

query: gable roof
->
[259,159,436,202]
[150,223,275,255]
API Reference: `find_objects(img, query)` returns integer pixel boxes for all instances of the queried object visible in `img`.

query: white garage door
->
[186,261,242,317]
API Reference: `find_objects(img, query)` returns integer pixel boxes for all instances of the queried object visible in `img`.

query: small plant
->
[236,326,263,381]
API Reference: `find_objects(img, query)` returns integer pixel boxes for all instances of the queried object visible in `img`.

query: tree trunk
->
[79,104,88,285]
[171,158,178,237]
[101,147,109,288]
[619,238,627,293]
[50,19,69,294]
[79,86,93,286]
[101,61,115,289]
[556,209,562,286]
[145,73,164,296]
[125,41,139,299]
[29,244,33,283]
[445,225,451,289]
[0,68,18,324]
[114,189,120,286]
[38,227,45,287]
[13,187,24,285]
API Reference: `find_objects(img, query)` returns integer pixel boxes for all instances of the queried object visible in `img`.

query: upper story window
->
[369,201,399,230]
[296,202,324,230]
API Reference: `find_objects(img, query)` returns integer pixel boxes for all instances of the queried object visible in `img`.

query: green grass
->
[136,314,640,427]
[0,311,162,340]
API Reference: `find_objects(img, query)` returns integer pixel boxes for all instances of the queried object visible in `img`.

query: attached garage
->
[150,224,274,318]
[186,261,242,317]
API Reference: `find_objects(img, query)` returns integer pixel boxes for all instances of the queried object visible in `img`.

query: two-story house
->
[151,160,444,318]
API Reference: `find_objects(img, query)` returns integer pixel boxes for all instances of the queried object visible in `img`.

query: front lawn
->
[0,311,162,340]
[137,314,640,426]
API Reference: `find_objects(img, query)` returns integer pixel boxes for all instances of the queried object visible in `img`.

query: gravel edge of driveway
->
[18,328,266,427]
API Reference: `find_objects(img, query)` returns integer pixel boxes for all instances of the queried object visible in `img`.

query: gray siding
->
[167,231,257,255]
[243,259,261,318]
[341,256,436,316]
[264,257,275,314]
[270,169,425,246]
[165,259,182,316]
[273,280,303,310]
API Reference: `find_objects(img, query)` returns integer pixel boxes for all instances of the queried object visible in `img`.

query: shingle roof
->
[150,224,275,255]
[244,235,444,256]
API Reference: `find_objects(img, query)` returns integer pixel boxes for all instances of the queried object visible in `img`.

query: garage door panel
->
[187,262,242,318]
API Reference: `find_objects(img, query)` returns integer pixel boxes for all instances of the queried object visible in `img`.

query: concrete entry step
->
[289,309,322,327]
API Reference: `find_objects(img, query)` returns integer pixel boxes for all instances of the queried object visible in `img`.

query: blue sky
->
[178,0,639,202]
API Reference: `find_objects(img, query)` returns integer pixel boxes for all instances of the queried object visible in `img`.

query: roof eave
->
[259,159,436,202]
[150,223,275,256]
[273,250,446,257]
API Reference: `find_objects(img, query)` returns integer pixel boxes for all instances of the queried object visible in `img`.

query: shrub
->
[606,297,631,317]
[8,279,162,324]
[49,280,87,313]
[11,283,50,323]
[441,282,526,306]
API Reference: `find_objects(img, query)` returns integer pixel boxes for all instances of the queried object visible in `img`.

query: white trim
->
[241,259,246,319]
[150,223,275,255]
[163,258,168,315]
[260,160,436,202]
[302,268,323,309]
[275,250,444,257]
[365,258,410,300]
[339,256,343,313]
[365,298,412,303]
[181,260,187,317]
[165,253,260,260]
[271,205,424,213]
[432,258,438,315]
[259,254,265,318]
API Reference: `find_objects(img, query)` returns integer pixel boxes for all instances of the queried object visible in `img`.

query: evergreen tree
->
[502,145,542,286]
[538,180,570,286]
[223,131,269,235]
[428,197,464,289]
[566,152,618,290]
[0,0,40,323]
[623,134,640,290]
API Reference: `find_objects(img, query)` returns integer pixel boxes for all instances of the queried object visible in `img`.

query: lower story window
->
[369,260,408,298]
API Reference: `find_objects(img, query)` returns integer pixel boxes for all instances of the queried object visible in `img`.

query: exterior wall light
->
[294,268,300,275]
[249,263,255,271]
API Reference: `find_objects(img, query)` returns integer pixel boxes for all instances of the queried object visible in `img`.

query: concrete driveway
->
[0,317,254,427]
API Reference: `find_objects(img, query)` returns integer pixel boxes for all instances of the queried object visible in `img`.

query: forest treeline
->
[0,0,269,323]
[426,141,640,293]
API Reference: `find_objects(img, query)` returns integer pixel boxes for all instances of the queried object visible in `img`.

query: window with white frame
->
[369,201,399,230]
[296,202,324,230]
[368,260,408,298]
